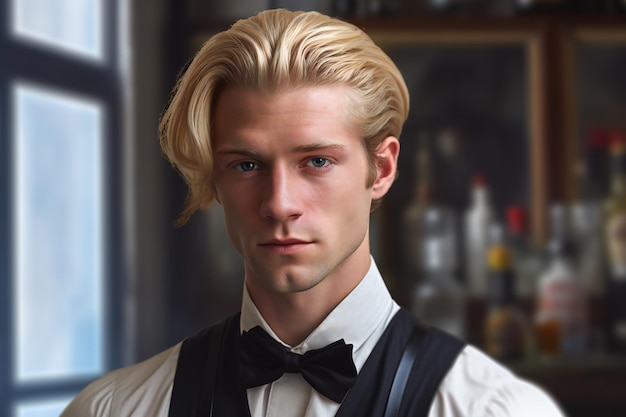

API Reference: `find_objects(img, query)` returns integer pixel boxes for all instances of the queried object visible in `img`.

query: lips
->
[263,238,308,245]
[259,238,312,254]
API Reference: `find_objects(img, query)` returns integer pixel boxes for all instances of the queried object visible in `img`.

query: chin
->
[276,271,323,293]
[257,264,326,294]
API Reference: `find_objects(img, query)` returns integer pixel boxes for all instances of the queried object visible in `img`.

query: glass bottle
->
[464,175,494,297]
[506,205,543,299]
[411,208,466,340]
[571,160,604,297]
[484,223,530,362]
[603,136,626,353]
[535,204,588,359]
[402,136,433,279]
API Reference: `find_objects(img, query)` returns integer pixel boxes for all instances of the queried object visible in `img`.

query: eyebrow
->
[214,147,261,158]
[293,143,348,153]
[214,143,348,156]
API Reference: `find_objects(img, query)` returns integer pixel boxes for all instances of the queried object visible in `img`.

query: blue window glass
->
[14,397,72,417]
[13,84,105,382]
[11,0,104,60]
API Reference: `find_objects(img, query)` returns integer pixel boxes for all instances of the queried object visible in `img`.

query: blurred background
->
[1,0,625,416]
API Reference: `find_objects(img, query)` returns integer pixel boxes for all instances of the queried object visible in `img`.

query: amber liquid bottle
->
[604,138,626,353]
[484,225,529,362]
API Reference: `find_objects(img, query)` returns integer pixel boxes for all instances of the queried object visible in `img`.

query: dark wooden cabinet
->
[513,357,626,417]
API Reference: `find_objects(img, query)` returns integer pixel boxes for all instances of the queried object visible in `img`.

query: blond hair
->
[159,9,409,224]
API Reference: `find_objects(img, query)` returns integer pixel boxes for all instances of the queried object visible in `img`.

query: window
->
[12,0,104,60]
[14,84,105,384]
[0,1,128,415]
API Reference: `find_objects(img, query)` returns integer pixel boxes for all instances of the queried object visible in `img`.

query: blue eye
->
[309,157,329,168]
[236,161,257,171]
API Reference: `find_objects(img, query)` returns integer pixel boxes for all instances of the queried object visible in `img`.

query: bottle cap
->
[506,205,527,234]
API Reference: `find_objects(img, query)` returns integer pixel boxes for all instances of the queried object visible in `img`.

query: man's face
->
[212,85,396,301]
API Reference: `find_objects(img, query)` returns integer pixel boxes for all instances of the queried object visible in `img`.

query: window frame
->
[0,0,128,414]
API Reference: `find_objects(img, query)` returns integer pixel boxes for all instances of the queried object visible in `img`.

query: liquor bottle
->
[506,205,543,299]
[464,175,494,297]
[403,137,434,279]
[603,136,626,353]
[484,223,530,362]
[571,160,604,297]
[535,204,587,358]
[411,208,467,339]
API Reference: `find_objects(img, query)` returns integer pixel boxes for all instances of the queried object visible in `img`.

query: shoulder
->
[60,343,182,417]
[431,345,565,417]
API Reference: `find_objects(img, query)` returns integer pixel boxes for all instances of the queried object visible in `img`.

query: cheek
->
[219,191,255,234]
[217,179,255,209]
[221,209,250,257]
[325,181,371,222]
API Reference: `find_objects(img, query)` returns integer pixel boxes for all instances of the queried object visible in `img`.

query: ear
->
[371,136,400,200]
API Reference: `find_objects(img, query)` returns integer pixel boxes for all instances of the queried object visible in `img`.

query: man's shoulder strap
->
[386,315,466,417]
[167,309,465,417]
[168,313,239,417]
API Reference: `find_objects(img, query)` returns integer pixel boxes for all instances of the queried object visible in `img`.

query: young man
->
[62,9,564,417]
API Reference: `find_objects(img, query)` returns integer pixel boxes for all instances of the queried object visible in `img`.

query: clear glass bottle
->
[571,160,604,297]
[402,138,433,279]
[464,175,494,297]
[505,205,543,299]
[535,204,588,359]
[411,208,466,340]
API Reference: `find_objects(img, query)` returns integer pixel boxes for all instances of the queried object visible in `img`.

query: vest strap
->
[384,325,425,417]
[384,325,464,417]
[167,315,232,417]
[168,311,464,417]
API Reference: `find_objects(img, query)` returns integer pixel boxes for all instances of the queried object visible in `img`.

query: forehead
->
[212,85,359,145]
[215,84,354,118]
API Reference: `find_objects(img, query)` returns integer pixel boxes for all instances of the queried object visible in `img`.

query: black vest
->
[168,309,465,417]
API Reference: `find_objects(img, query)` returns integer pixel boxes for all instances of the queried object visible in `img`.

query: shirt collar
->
[240,256,397,356]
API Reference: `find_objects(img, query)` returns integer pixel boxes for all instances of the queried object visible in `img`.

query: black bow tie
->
[238,326,357,403]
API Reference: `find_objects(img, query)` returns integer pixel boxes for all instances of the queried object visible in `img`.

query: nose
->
[259,165,303,222]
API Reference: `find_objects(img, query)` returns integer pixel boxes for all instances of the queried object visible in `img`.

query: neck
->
[245,246,372,347]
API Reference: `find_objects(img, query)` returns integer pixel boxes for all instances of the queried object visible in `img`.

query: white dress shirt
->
[61,258,565,417]
[240,257,400,417]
